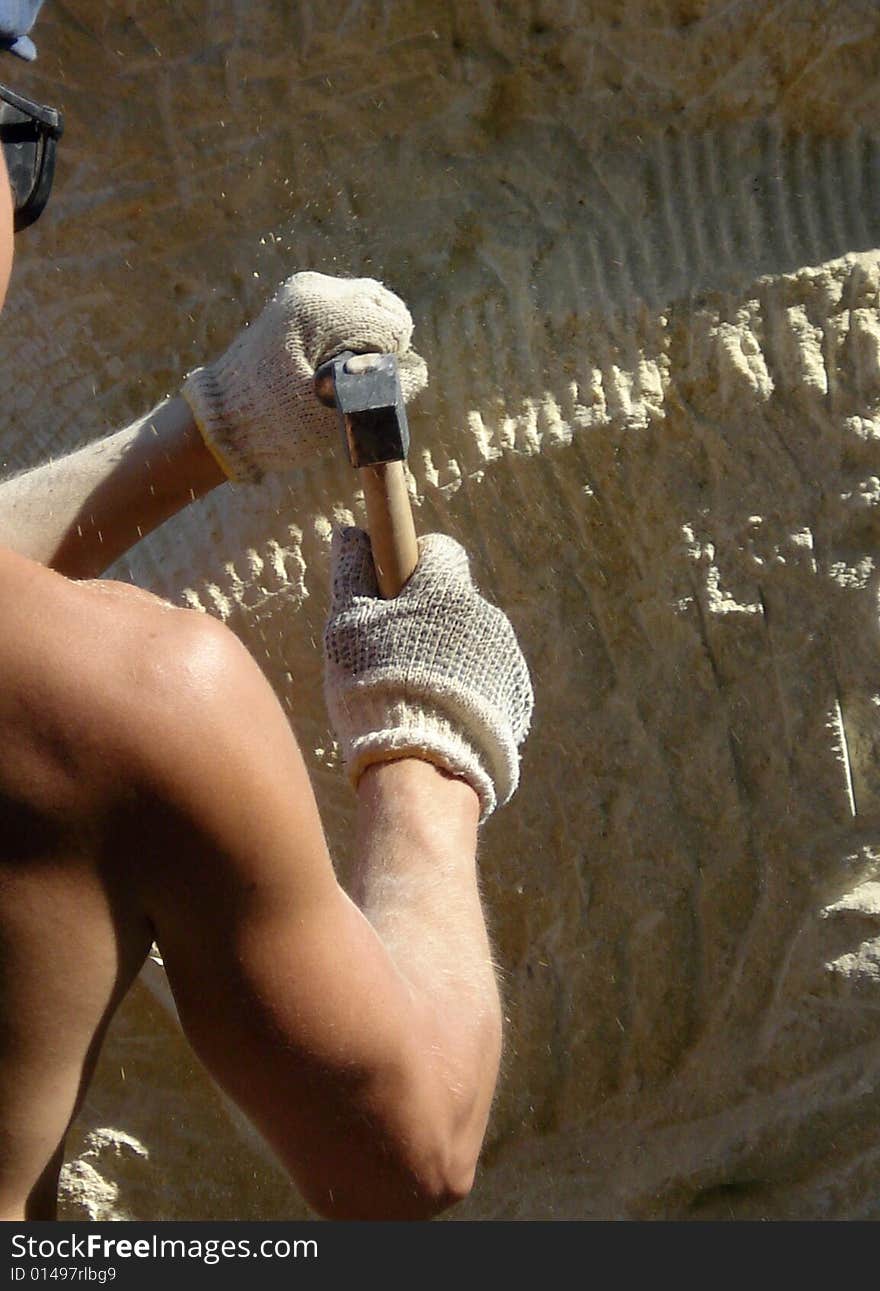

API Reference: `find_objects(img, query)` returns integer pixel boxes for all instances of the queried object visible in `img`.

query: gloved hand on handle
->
[181,271,428,482]
[324,528,534,822]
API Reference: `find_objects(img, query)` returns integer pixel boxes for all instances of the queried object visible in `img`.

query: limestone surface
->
[2,0,880,1220]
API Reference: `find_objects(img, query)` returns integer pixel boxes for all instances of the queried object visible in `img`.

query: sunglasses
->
[0,83,63,232]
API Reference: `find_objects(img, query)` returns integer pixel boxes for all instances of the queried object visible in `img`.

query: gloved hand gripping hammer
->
[314,351,419,597]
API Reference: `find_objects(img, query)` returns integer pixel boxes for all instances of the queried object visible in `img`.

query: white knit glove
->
[181,271,428,482]
[324,528,534,821]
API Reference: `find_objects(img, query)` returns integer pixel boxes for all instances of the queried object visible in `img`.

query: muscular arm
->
[0,398,225,577]
[131,615,501,1220]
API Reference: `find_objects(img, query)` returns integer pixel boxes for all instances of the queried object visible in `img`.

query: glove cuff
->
[181,365,263,484]
[327,674,524,823]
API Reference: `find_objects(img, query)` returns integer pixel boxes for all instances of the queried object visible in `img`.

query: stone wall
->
[3,0,880,1219]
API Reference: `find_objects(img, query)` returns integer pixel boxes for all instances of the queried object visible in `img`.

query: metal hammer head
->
[313,350,410,469]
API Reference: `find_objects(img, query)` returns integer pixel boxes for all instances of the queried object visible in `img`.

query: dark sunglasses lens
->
[0,106,37,198]
[0,102,53,231]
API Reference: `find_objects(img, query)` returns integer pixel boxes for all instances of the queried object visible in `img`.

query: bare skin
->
[0,156,502,1220]
[0,396,226,578]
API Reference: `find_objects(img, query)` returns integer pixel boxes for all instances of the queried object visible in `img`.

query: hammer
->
[314,350,419,598]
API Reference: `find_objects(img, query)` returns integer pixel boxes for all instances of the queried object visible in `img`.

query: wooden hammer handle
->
[360,460,419,598]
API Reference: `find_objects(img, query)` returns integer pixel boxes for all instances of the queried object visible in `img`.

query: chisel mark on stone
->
[831,693,858,819]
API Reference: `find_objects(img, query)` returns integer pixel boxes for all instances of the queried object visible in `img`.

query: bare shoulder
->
[67,570,329,896]
[0,546,328,901]
[0,547,271,796]
[0,546,221,658]
[71,576,284,790]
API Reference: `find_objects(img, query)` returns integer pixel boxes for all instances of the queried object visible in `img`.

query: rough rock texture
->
[3,0,880,1219]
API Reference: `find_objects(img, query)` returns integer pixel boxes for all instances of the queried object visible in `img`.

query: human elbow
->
[400,1138,478,1220]
[304,1130,479,1221]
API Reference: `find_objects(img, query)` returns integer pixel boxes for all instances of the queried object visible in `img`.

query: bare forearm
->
[354,760,502,1147]
[0,397,226,578]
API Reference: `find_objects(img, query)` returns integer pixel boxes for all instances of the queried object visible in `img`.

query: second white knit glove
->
[181,271,428,482]
[324,528,534,821]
